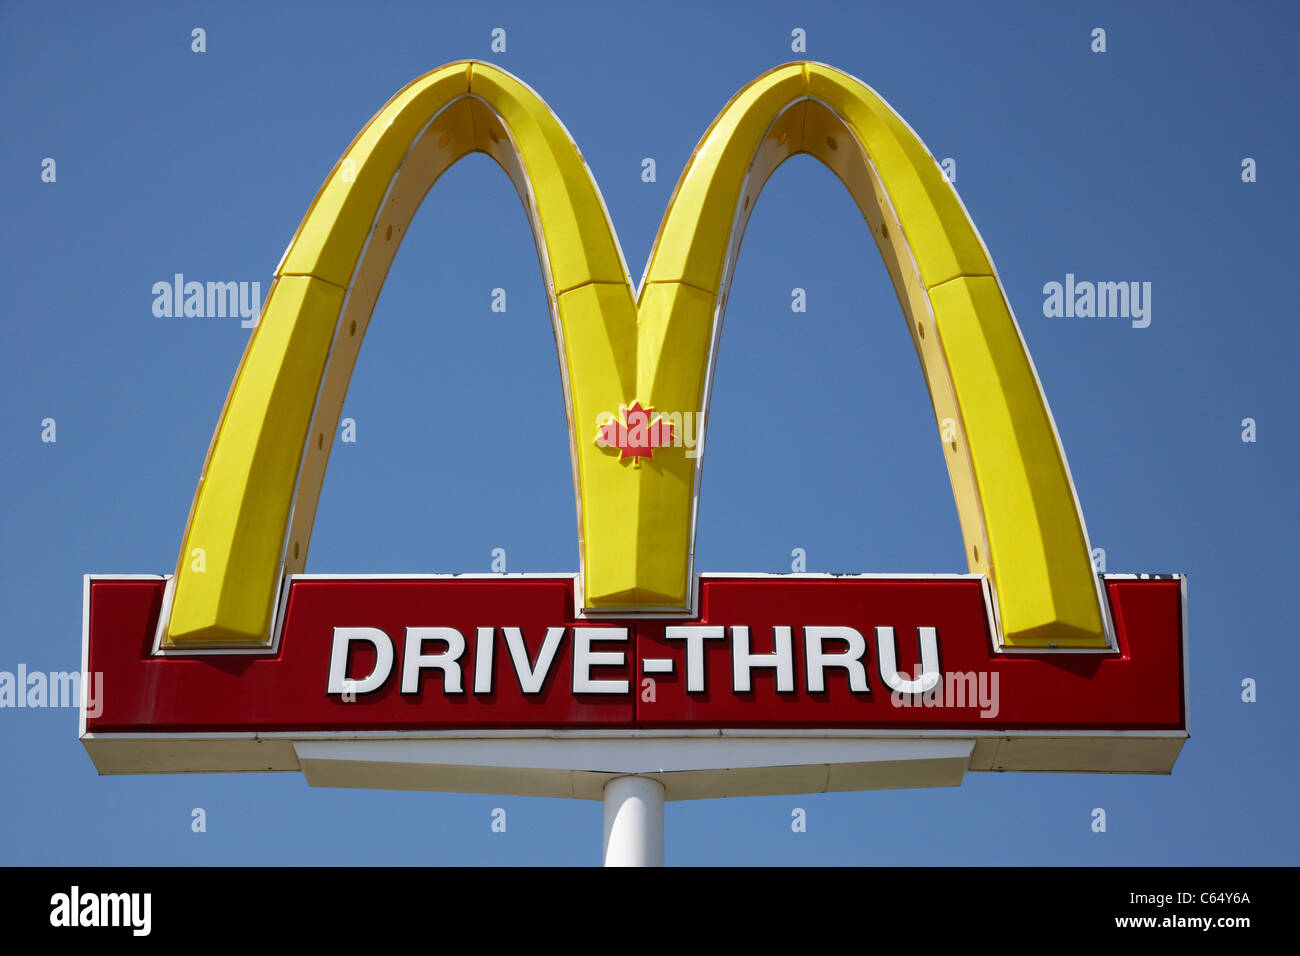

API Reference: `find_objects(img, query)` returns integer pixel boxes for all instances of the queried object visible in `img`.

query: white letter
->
[804,626,869,693]
[664,626,724,692]
[133,893,151,937]
[50,893,69,927]
[401,627,466,694]
[572,628,628,694]
[327,627,393,695]
[473,626,494,693]
[732,626,794,693]
[502,626,564,694]
[876,626,940,694]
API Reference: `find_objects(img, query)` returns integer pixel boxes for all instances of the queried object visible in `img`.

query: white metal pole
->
[602,775,665,866]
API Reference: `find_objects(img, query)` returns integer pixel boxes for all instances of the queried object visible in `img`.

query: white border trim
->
[93,570,1165,663]
[143,571,1007,658]
[81,727,1189,744]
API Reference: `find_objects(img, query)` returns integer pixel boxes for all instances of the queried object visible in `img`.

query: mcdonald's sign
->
[81,62,1187,800]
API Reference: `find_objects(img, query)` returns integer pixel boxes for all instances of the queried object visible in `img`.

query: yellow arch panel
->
[634,63,1104,647]
[165,60,1105,650]
[169,61,639,645]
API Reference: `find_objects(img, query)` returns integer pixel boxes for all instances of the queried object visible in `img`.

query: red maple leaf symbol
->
[597,402,676,464]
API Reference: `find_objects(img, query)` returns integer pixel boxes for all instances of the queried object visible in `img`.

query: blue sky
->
[1,0,1297,864]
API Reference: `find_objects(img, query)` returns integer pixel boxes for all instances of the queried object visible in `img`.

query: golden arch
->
[164,61,1107,650]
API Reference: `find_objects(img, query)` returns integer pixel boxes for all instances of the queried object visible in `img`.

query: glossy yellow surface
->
[166,61,1105,649]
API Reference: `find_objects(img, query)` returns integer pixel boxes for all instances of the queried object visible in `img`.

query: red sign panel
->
[83,575,1185,734]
